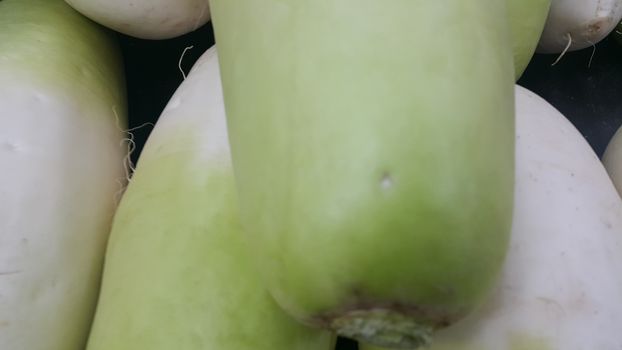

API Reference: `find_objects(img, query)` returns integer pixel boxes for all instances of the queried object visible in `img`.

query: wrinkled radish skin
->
[537,0,622,53]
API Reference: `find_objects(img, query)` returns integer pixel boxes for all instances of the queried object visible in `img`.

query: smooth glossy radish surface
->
[64,0,210,39]
[508,0,551,78]
[0,1,127,349]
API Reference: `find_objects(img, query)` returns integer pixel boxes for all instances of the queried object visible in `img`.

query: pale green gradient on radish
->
[0,0,125,110]
[360,85,622,350]
[211,1,515,347]
[85,47,335,350]
[0,1,127,349]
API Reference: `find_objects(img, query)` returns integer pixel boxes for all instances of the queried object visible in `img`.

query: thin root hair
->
[551,33,572,66]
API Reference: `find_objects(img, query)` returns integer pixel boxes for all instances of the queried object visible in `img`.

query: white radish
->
[360,85,622,350]
[537,0,622,53]
[0,1,127,349]
[64,0,210,40]
[603,125,622,197]
[85,46,335,350]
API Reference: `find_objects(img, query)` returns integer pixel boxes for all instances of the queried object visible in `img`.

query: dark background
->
[518,36,622,157]
[116,23,622,350]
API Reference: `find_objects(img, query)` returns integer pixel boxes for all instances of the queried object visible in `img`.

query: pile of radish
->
[1,0,621,349]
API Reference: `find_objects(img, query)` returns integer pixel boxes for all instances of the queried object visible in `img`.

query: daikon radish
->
[64,0,210,39]
[361,85,622,350]
[537,0,622,53]
[0,1,127,349]
[85,46,336,350]
[210,1,515,348]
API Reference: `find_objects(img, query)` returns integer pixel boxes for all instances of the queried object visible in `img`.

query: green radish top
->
[0,0,125,110]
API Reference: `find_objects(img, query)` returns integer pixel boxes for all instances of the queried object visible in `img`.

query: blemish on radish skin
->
[380,172,393,190]
[602,220,613,229]
[588,23,601,34]
[1,141,18,152]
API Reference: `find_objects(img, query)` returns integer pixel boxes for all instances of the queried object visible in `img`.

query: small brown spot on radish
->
[588,22,602,33]
[581,17,614,41]
[602,219,613,229]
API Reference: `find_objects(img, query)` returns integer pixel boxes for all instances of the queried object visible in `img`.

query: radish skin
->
[85,46,335,350]
[64,0,210,39]
[508,0,551,78]
[361,85,622,350]
[211,1,515,348]
[0,1,127,349]
[537,0,622,53]
[603,125,622,197]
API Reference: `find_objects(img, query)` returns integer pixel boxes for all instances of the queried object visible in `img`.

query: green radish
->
[210,1,515,348]
[85,46,336,350]
[0,0,126,349]
[508,0,551,79]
